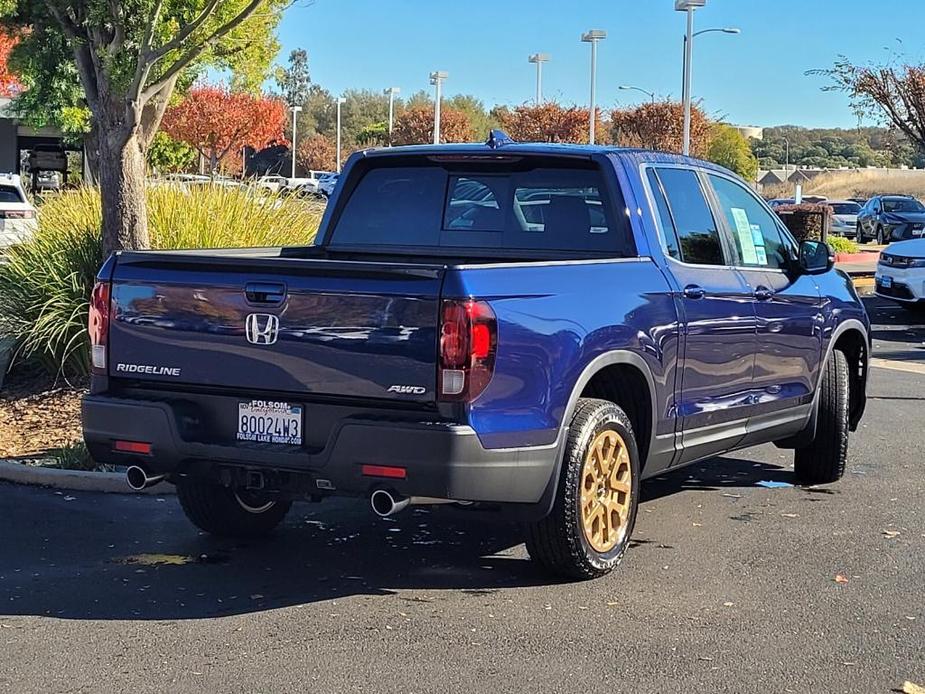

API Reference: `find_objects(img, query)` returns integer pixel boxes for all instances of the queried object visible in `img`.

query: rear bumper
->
[82,394,560,506]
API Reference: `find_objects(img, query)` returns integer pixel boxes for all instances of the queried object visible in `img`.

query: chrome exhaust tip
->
[370,489,410,517]
[126,465,166,491]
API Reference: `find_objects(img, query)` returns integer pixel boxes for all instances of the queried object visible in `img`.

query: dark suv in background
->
[856,194,925,244]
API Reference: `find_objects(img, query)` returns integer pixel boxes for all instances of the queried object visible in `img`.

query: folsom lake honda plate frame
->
[237,400,303,445]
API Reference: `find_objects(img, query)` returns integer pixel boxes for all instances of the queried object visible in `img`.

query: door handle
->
[245,282,286,305]
[754,286,774,301]
[682,284,706,300]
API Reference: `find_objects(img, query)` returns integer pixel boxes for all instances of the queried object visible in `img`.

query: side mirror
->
[799,240,834,275]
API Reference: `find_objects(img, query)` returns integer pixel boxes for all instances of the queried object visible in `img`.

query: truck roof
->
[354,132,732,176]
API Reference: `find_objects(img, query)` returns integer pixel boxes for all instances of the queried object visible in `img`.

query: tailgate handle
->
[245,282,286,305]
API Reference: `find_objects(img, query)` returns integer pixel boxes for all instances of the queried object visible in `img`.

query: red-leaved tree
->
[391,105,472,145]
[162,85,288,173]
[610,101,711,156]
[0,30,23,98]
[499,103,596,143]
[297,134,336,171]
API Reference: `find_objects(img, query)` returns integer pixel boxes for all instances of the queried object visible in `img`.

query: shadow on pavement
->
[1,454,796,622]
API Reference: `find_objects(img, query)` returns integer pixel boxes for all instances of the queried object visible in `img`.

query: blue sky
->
[276,0,924,129]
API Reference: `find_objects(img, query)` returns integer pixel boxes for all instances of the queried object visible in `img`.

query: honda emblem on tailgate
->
[245,313,279,345]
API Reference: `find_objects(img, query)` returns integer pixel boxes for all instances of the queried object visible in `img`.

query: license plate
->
[881,276,893,288]
[237,400,302,445]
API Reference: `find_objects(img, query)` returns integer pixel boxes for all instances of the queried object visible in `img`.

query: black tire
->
[876,225,884,245]
[526,398,641,580]
[856,224,866,244]
[794,349,850,485]
[176,478,292,537]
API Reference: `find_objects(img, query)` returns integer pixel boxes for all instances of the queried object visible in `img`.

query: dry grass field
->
[764,168,925,200]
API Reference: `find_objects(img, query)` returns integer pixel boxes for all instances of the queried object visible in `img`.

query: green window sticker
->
[730,207,759,264]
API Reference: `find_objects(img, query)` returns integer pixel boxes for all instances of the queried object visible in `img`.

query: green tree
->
[446,95,496,141]
[2,0,288,254]
[147,132,197,174]
[275,48,309,107]
[706,125,758,180]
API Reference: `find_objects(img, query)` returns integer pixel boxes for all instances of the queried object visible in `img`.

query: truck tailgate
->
[108,252,445,403]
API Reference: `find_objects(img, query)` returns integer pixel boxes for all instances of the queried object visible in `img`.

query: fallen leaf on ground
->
[606,601,619,606]
[883,529,901,538]
[721,493,742,499]
[118,554,195,566]
[723,601,735,607]
[902,682,925,694]
[834,574,849,584]
[780,513,799,518]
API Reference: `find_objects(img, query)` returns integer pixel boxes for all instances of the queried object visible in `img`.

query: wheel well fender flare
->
[526,351,660,522]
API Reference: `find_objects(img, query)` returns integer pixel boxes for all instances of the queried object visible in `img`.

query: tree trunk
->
[98,127,150,254]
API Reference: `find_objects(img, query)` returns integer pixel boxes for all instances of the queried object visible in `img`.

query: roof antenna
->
[486,130,515,149]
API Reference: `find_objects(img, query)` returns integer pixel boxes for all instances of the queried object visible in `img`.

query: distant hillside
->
[763,169,925,200]
[752,126,924,171]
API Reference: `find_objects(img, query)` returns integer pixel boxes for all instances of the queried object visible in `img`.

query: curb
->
[0,459,175,495]
[835,251,878,263]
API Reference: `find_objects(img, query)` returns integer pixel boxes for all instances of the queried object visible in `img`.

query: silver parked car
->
[825,200,862,237]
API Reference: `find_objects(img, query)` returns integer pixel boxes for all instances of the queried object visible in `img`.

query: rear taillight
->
[88,281,111,373]
[439,299,497,402]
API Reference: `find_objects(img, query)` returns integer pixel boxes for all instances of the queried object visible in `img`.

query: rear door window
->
[646,168,681,260]
[654,168,725,265]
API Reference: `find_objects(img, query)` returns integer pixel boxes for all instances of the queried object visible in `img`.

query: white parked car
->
[825,200,861,238]
[875,238,925,311]
[282,170,335,195]
[255,174,287,193]
[0,174,38,249]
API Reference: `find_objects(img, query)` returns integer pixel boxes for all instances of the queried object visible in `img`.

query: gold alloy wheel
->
[579,429,633,553]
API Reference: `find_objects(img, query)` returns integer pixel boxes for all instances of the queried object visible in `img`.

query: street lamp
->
[335,96,347,172]
[429,71,448,144]
[676,0,739,155]
[289,104,302,178]
[780,136,790,172]
[581,30,606,145]
[619,85,656,102]
[528,53,550,104]
[384,87,400,146]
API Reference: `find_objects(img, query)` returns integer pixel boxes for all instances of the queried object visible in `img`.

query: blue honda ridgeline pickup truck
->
[83,134,870,579]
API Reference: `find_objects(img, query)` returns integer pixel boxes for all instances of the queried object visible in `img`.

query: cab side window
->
[652,168,724,266]
[708,174,790,270]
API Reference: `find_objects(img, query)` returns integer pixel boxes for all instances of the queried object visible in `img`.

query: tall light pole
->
[677,0,739,155]
[528,53,550,104]
[290,104,302,178]
[335,96,346,172]
[429,71,448,144]
[581,30,606,144]
[781,136,790,172]
[384,87,400,146]
[619,85,656,102]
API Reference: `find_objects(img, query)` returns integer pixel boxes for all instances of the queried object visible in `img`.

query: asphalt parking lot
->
[1,297,923,694]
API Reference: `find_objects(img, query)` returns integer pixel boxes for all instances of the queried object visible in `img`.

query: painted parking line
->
[870,357,925,375]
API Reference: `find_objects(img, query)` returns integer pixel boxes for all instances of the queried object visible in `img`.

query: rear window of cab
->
[329,163,635,256]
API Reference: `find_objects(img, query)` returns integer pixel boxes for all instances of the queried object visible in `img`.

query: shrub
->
[827,236,858,254]
[774,203,832,242]
[0,185,324,378]
[51,441,97,471]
